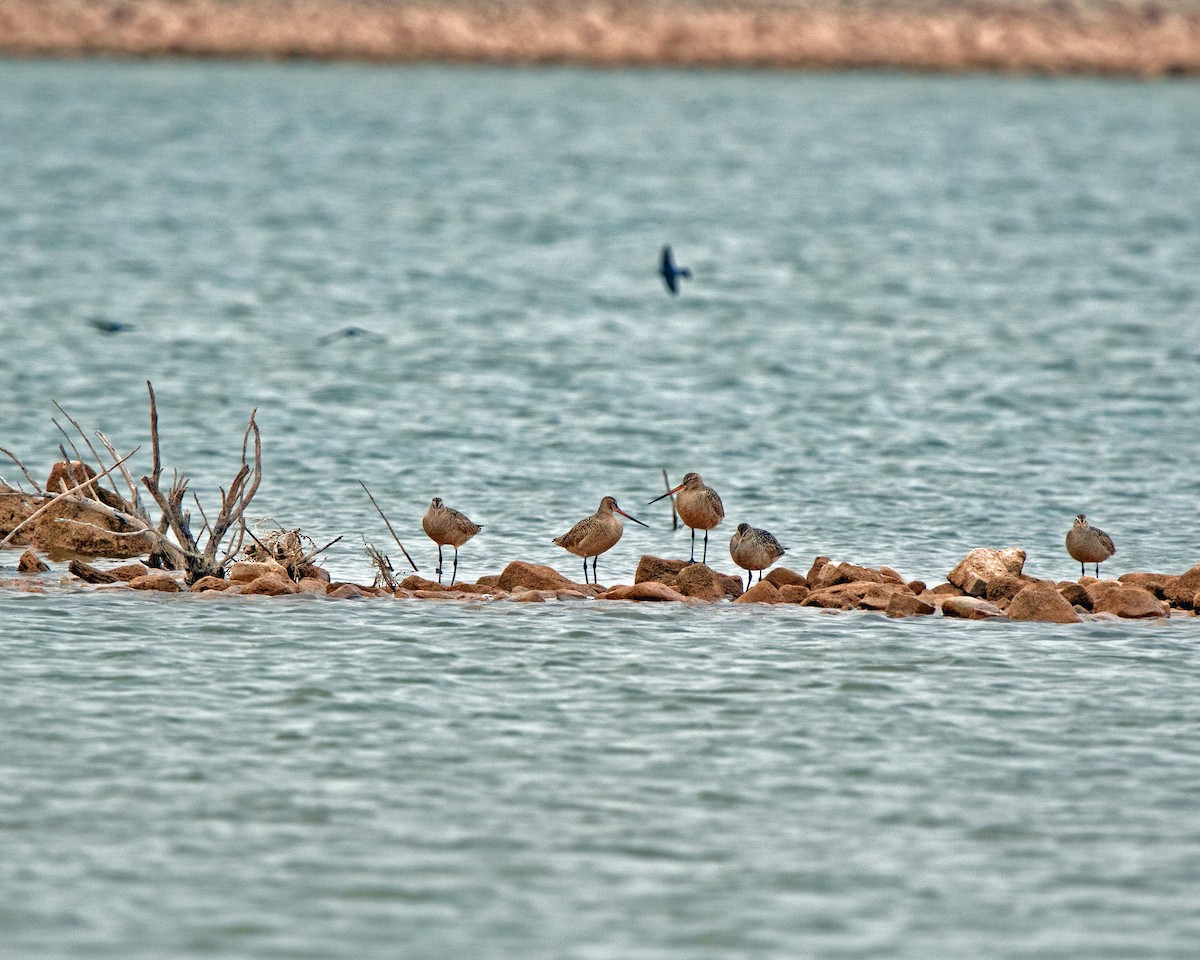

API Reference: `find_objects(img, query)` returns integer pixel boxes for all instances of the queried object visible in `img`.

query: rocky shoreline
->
[1,1,1198,77]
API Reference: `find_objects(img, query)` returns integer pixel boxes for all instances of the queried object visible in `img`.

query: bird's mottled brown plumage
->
[554,495,647,585]
[422,497,481,585]
[729,522,786,588]
[650,471,724,564]
[1066,513,1116,577]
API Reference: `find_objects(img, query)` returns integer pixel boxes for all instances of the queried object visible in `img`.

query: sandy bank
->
[1,1,1198,76]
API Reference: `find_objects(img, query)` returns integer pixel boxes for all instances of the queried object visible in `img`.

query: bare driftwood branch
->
[52,421,85,469]
[0,445,42,493]
[365,538,398,591]
[662,468,679,531]
[358,480,418,572]
[95,430,144,518]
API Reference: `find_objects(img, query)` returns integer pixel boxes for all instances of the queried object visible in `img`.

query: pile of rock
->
[10,535,1200,621]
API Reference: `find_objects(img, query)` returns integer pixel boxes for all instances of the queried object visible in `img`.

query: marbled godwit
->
[553,496,648,585]
[1066,513,1116,577]
[422,497,481,586]
[659,245,691,295]
[648,471,724,564]
[729,522,786,590]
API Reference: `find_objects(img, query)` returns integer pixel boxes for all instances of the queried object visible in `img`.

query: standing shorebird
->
[553,496,648,586]
[1066,513,1116,578]
[649,471,725,565]
[729,523,786,590]
[659,245,692,295]
[422,497,481,586]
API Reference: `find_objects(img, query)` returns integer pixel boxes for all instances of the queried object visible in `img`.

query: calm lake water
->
[2,60,1199,959]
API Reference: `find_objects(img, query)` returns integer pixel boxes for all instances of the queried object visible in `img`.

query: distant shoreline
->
[1,1,1198,76]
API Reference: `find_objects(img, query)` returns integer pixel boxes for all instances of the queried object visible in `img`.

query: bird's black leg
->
[690,528,696,563]
[582,557,590,585]
[450,547,459,587]
[437,545,444,583]
[592,556,599,585]
[702,530,709,565]
[1080,562,1085,578]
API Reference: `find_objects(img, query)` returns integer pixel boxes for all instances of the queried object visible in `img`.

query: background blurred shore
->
[0,0,1197,75]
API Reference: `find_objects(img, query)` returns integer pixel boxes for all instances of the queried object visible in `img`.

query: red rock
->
[328,583,371,599]
[947,548,1027,598]
[1162,564,1200,608]
[778,584,811,604]
[805,556,831,585]
[733,581,784,604]
[813,561,886,589]
[190,575,237,592]
[295,577,328,594]
[907,579,927,594]
[885,593,936,618]
[497,561,578,592]
[940,596,1005,620]
[802,581,899,610]
[600,581,687,602]
[675,563,742,600]
[29,496,154,560]
[17,549,48,573]
[241,574,299,596]
[128,573,182,593]
[1091,585,1168,619]
[229,559,289,583]
[398,575,450,591]
[985,573,1027,604]
[1006,582,1081,623]
[929,582,965,596]
[108,562,149,582]
[0,486,39,546]
[633,555,690,586]
[879,566,908,585]
[764,567,807,588]
[1117,573,1169,598]
[1056,581,1091,609]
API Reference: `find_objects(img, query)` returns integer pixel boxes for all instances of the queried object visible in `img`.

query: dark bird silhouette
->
[659,245,692,295]
[318,325,386,346]
[89,318,133,334]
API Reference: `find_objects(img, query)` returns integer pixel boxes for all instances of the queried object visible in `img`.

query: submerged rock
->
[733,581,784,604]
[885,593,936,618]
[128,573,182,593]
[17,549,47,573]
[940,596,1006,620]
[1091,584,1169,619]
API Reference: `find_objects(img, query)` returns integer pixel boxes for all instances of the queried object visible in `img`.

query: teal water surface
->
[1,61,1199,958]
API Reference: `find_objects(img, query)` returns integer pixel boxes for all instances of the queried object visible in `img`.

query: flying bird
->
[659,245,691,295]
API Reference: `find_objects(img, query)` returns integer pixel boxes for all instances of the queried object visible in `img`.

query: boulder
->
[1092,585,1168,619]
[296,577,331,594]
[940,596,1005,620]
[29,497,154,560]
[497,561,577,592]
[1162,564,1200,608]
[813,561,886,589]
[600,581,688,602]
[805,556,831,585]
[128,573,182,593]
[764,567,807,588]
[984,573,1028,604]
[190,575,238,592]
[1005,582,1081,623]
[947,548,1027,598]
[398,575,450,592]
[0,486,39,545]
[510,587,558,602]
[1056,581,1091,610]
[241,574,299,596]
[229,559,290,583]
[634,555,690,586]
[803,581,900,610]
[108,563,150,582]
[929,582,965,596]
[733,581,784,604]
[778,584,811,604]
[907,579,928,594]
[879,566,908,585]
[17,549,48,573]
[296,563,331,583]
[885,593,936,618]
[328,583,372,599]
[1117,573,1169,598]
[675,563,742,600]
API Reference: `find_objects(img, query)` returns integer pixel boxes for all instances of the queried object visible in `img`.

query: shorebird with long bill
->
[422,497,481,586]
[649,471,724,564]
[553,496,648,585]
